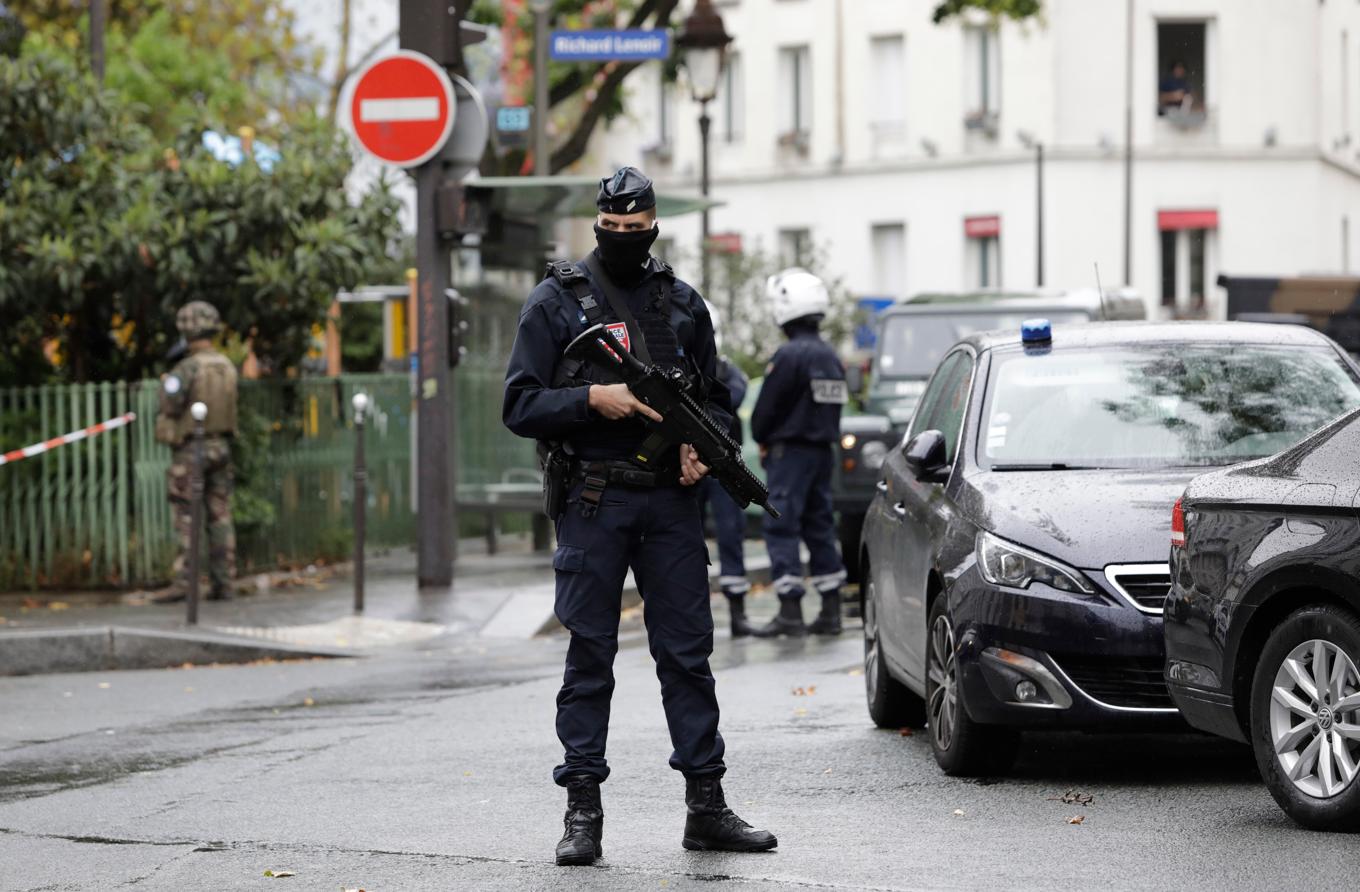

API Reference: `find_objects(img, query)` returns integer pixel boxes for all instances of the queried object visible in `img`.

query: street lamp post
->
[677,0,732,299]
[1018,131,1045,287]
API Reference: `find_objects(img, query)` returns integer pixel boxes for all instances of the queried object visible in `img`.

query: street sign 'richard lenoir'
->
[550,29,670,61]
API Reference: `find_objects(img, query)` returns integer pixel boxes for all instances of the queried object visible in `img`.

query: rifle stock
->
[565,324,780,519]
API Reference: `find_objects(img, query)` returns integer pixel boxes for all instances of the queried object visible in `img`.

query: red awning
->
[964,215,1001,238]
[1158,209,1219,231]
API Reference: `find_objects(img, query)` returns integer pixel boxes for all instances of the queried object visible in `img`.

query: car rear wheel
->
[1250,605,1360,831]
[925,596,1020,777]
[863,573,924,729]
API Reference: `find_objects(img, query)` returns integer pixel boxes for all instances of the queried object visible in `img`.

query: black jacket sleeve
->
[750,345,799,445]
[502,284,592,441]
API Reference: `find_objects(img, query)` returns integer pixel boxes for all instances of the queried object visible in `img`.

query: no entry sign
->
[341,50,456,168]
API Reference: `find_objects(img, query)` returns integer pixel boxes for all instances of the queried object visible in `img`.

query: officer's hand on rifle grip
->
[679,444,709,486]
[588,383,663,422]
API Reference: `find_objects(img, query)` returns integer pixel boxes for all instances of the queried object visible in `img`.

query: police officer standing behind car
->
[152,301,239,604]
[503,167,777,867]
[751,269,848,637]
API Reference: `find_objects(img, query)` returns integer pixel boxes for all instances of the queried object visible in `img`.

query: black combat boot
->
[752,598,806,638]
[555,776,604,866]
[806,592,843,636]
[682,775,778,852]
[726,593,755,639]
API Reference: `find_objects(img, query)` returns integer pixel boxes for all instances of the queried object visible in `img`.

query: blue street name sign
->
[550,29,670,62]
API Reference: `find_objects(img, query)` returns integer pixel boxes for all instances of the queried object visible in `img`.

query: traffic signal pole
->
[401,0,464,587]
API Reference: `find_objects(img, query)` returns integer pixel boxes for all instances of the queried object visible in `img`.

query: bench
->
[457,469,552,556]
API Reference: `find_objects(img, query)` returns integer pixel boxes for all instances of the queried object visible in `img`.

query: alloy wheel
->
[927,613,959,752]
[863,580,880,700]
[1269,638,1360,799]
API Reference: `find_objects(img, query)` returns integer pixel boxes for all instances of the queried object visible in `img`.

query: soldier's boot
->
[206,587,233,602]
[807,592,843,636]
[555,776,604,866]
[725,592,755,639]
[682,775,778,852]
[752,598,806,638]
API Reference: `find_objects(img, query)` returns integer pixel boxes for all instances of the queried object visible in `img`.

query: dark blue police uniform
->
[698,358,749,597]
[503,252,734,787]
[750,324,847,632]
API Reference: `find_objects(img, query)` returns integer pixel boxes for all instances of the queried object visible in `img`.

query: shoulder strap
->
[582,253,653,365]
[546,260,604,326]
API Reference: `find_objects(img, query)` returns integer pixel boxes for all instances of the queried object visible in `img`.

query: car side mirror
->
[903,430,950,483]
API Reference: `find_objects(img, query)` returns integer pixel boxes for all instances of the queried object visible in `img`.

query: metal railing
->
[0,360,536,590]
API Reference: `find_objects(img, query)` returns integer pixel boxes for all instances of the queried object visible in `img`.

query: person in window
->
[1159,61,1193,115]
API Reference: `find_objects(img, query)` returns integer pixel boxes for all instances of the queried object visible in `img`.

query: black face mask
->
[594,223,659,284]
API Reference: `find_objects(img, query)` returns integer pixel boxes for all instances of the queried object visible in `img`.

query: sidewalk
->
[0,534,778,660]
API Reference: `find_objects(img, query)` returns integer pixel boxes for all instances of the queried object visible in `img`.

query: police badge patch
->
[606,322,631,353]
[810,379,848,404]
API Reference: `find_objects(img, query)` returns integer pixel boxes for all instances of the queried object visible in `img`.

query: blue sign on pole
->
[550,29,670,62]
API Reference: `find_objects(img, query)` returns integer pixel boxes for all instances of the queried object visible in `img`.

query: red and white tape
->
[0,412,137,467]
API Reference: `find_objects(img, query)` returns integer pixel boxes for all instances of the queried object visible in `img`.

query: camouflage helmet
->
[175,301,222,339]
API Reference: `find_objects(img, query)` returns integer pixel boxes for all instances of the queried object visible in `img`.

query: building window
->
[720,51,744,143]
[1159,209,1218,315]
[963,26,1000,135]
[778,228,812,267]
[658,63,674,146]
[777,45,812,149]
[869,35,906,151]
[1157,21,1208,128]
[871,223,906,299]
[964,216,1000,288]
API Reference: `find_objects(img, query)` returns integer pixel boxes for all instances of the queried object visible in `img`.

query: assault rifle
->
[565,324,780,518]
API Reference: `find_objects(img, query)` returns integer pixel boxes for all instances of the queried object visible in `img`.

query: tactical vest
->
[545,259,693,389]
[155,350,239,446]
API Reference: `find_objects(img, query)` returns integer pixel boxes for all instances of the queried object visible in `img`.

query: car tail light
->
[1170,497,1186,548]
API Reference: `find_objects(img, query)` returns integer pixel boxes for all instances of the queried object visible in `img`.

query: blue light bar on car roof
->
[1020,318,1052,344]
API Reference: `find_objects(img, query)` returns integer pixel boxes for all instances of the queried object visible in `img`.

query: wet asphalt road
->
[0,603,1353,892]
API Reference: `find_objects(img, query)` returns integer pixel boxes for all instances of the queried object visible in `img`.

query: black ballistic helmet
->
[597,166,656,215]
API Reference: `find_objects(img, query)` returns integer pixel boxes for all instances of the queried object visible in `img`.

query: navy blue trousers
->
[697,476,747,593]
[761,442,845,601]
[552,481,726,786]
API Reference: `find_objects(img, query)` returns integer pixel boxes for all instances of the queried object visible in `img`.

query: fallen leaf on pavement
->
[262,869,295,878]
[1047,789,1094,806]
[793,707,808,717]
[952,809,965,817]
[899,727,914,737]
[48,601,70,611]
[97,682,111,689]
[791,686,817,696]
[823,768,832,774]
[1068,815,1085,825]
[302,697,315,707]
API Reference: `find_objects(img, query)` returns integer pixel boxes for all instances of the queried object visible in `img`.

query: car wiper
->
[988,463,1111,471]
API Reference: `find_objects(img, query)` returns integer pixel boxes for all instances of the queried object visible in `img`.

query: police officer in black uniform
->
[503,167,777,866]
[751,268,849,638]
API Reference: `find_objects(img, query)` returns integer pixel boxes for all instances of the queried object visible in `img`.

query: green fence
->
[0,361,535,591]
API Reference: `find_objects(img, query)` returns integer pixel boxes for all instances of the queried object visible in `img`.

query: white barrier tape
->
[0,412,137,467]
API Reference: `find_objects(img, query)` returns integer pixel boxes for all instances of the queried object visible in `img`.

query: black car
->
[860,320,1360,776]
[1166,407,1360,830]
[835,292,1141,581]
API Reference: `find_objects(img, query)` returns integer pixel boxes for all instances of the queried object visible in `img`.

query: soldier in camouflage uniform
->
[152,302,239,603]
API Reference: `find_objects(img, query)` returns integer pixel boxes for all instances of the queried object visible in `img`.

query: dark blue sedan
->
[859,320,1360,776]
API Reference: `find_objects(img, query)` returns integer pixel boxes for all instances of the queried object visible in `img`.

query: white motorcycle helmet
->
[703,298,724,352]
[767,267,830,327]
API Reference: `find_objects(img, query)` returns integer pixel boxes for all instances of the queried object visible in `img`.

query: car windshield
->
[877,311,1092,378]
[980,344,1360,469]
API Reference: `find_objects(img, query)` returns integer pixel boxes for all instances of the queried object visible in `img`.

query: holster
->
[541,443,571,521]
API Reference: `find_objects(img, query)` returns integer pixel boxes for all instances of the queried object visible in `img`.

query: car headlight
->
[840,434,857,450]
[860,440,888,470]
[975,531,1094,594]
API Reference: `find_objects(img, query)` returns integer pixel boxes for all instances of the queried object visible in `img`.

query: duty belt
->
[571,460,662,516]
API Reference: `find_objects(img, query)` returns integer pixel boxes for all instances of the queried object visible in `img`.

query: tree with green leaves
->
[931,0,1042,24]
[0,46,401,384]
